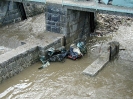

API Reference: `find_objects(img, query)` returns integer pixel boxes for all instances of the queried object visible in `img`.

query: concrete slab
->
[83,51,110,76]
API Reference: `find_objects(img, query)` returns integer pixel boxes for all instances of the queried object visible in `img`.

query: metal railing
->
[62,0,98,10]
[7,0,133,14]
[7,0,46,4]
[25,0,46,3]
[61,0,133,14]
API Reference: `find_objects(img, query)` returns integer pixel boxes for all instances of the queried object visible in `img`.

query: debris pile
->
[38,42,87,69]
[96,13,133,34]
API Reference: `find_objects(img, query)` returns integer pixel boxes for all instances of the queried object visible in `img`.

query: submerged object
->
[47,46,68,62]
[67,44,83,60]
[38,61,50,69]
[77,42,87,55]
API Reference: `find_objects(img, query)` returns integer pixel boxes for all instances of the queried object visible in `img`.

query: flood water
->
[0,15,133,98]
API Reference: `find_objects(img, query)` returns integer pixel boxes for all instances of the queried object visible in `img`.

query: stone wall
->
[38,37,63,56]
[0,44,39,83]
[0,1,45,26]
[0,1,22,26]
[45,3,91,46]
[96,13,133,34]
[23,2,45,18]
[0,38,62,83]
[66,10,90,45]
[45,4,67,34]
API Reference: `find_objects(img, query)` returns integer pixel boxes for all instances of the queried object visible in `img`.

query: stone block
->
[47,13,51,21]
[20,66,24,72]
[59,9,66,15]
[8,57,15,64]
[60,15,66,23]
[8,9,18,15]
[18,58,24,66]
[3,20,13,24]
[51,14,60,22]
[5,73,10,79]
[0,77,3,83]
[7,64,12,72]
[51,8,60,14]
[47,5,53,13]
[67,10,73,15]
[0,62,7,68]
[25,54,32,62]
[45,13,51,20]
[15,17,21,22]
[12,63,17,70]
[13,55,20,62]
[46,21,55,25]
[9,70,14,77]
[13,12,20,19]
[69,23,78,33]
[46,25,51,32]
[55,22,60,26]
[0,69,3,77]
[2,68,7,75]
[51,26,60,33]
[13,69,20,75]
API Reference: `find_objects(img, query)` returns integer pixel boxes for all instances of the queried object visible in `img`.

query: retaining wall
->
[0,1,22,25]
[0,37,62,83]
[23,2,45,18]
[0,1,45,26]
[45,4,67,34]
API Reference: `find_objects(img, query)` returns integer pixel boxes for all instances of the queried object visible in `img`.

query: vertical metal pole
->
[62,0,63,6]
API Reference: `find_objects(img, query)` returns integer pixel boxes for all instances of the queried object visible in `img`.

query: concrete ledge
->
[0,37,62,83]
[83,52,110,76]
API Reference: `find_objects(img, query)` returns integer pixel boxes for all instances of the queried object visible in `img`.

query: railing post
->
[62,0,63,6]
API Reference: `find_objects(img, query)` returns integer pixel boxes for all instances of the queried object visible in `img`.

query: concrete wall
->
[0,38,62,83]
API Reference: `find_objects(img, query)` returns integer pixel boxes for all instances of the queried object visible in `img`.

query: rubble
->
[96,13,133,34]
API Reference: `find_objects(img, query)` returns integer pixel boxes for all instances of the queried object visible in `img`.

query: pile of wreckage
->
[38,42,87,69]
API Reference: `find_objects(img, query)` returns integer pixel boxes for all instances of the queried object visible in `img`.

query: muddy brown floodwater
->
[0,14,133,99]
